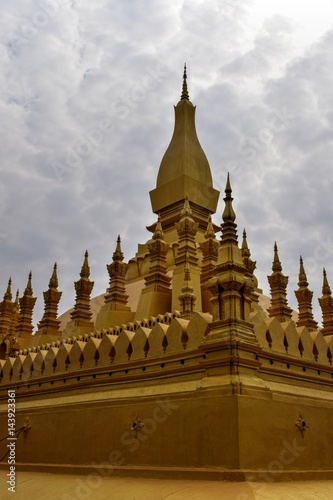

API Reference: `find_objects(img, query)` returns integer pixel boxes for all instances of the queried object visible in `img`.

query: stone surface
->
[2,472,333,500]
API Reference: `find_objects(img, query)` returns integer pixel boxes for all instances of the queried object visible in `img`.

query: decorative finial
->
[25,271,33,295]
[181,63,189,101]
[225,172,232,194]
[181,193,192,217]
[80,250,90,279]
[4,277,12,301]
[272,242,282,272]
[204,214,215,239]
[295,257,317,331]
[113,235,124,262]
[241,228,256,274]
[222,173,236,223]
[242,229,249,251]
[298,256,308,287]
[49,262,59,289]
[322,268,331,295]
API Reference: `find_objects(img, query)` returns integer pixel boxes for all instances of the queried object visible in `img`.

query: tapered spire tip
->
[180,63,189,101]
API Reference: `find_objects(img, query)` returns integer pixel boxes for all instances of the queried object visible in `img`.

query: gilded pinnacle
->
[49,262,59,289]
[181,63,189,101]
[298,256,308,287]
[204,214,215,239]
[220,173,238,246]
[222,173,236,223]
[295,256,317,331]
[113,235,124,262]
[242,229,249,251]
[322,268,331,296]
[4,277,12,301]
[13,289,19,312]
[272,242,282,273]
[25,271,33,296]
[225,172,232,195]
[80,251,90,279]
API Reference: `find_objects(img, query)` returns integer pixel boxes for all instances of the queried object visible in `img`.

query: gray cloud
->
[0,0,332,327]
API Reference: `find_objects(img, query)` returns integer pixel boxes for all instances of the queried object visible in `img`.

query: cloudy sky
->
[0,0,333,327]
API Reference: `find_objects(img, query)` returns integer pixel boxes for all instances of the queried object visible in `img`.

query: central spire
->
[150,65,219,234]
[181,63,189,101]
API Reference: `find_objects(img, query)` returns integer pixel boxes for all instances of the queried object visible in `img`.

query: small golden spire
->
[112,236,124,262]
[241,228,256,275]
[242,229,248,252]
[17,274,36,338]
[272,242,282,273]
[298,256,308,287]
[204,214,215,239]
[222,173,236,223]
[49,263,59,289]
[319,268,333,335]
[180,63,189,101]
[80,251,90,279]
[71,251,94,325]
[322,268,331,295]
[4,277,12,301]
[267,243,292,322]
[25,271,33,296]
[220,173,238,246]
[295,257,317,331]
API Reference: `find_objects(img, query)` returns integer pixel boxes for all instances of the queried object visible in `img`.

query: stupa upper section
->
[149,65,219,232]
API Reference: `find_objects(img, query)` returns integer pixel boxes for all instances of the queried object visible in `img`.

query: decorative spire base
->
[319,269,333,336]
[0,279,14,337]
[16,272,37,338]
[37,263,62,337]
[134,220,172,321]
[200,215,220,313]
[64,252,94,338]
[204,176,258,346]
[172,197,202,312]
[104,236,130,310]
[267,243,293,322]
[295,257,318,331]
[179,253,196,319]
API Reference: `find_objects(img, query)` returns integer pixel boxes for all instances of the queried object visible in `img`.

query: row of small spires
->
[1,175,333,344]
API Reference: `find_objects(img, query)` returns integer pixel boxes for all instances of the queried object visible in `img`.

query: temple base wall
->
[1,373,333,480]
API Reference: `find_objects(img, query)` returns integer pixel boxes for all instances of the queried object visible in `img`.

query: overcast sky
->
[0,0,333,327]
